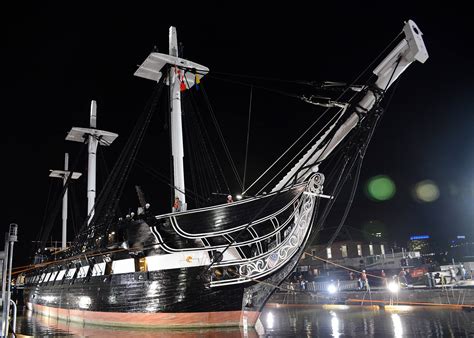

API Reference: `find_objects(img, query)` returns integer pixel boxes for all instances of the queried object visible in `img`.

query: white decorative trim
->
[210,178,318,287]
[149,201,299,254]
[169,191,302,238]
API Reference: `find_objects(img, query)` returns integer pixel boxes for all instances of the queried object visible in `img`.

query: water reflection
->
[391,313,403,337]
[13,305,474,337]
[330,311,340,338]
[260,305,474,337]
[17,309,256,337]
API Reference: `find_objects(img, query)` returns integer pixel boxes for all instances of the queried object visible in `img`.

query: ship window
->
[50,271,59,283]
[138,257,147,272]
[57,269,67,281]
[369,244,374,256]
[65,268,77,280]
[381,244,385,255]
[357,244,362,256]
[341,245,348,258]
[326,247,332,259]
[92,262,106,276]
[39,273,46,283]
[77,266,90,279]
[111,258,135,274]
[44,272,52,283]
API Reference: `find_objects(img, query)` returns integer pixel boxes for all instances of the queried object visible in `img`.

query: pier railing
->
[308,280,359,292]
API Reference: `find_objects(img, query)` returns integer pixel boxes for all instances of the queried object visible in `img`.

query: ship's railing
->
[166,185,305,239]
[209,179,319,287]
[150,186,304,258]
[307,280,359,292]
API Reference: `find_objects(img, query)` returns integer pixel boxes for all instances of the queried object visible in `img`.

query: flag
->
[177,69,187,92]
[195,73,201,90]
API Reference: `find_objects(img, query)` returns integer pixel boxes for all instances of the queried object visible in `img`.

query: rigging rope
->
[242,105,336,195]
[69,184,79,237]
[211,30,404,196]
[242,85,253,192]
[325,51,403,246]
[183,74,230,196]
[96,135,210,206]
[38,141,87,252]
[211,70,311,86]
[208,74,301,102]
[255,105,348,195]
[37,179,53,245]
[200,84,244,190]
[69,74,167,255]
[203,80,381,273]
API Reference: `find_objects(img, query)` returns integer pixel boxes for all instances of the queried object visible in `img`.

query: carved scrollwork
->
[232,187,316,283]
[308,173,325,194]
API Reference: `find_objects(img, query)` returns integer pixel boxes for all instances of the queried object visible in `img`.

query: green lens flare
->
[366,175,396,201]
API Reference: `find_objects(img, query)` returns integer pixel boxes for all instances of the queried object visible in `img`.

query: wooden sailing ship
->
[22,21,428,328]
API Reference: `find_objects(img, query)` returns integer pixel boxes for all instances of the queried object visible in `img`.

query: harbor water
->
[12,304,474,337]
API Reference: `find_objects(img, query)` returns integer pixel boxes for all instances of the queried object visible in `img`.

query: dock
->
[269,282,474,310]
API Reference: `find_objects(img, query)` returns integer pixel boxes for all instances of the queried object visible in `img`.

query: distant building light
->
[410,235,430,240]
[457,235,466,239]
[341,245,348,258]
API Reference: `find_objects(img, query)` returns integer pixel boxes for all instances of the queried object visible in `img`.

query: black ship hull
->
[23,180,319,327]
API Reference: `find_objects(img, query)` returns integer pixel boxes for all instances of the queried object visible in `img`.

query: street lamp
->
[328,284,338,294]
[2,223,18,337]
[387,281,400,293]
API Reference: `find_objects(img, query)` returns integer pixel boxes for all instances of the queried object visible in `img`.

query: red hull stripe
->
[29,303,260,328]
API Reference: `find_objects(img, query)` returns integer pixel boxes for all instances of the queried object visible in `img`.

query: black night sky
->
[3,3,474,266]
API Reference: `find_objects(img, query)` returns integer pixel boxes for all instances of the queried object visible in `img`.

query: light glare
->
[387,281,400,293]
[414,180,440,202]
[328,284,337,294]
[366,175,396,201]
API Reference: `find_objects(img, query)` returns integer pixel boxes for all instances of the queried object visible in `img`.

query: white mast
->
[87,101,98,219]
[272,20,428,192]
[49,153,82,249]
[134,26,209,211]
[168,27,187,209]
[66,100,118,223]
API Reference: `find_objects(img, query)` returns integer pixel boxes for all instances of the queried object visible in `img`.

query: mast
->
[63,153,69,247]
[168,27,186,209]
[66,100,118,223]
[133,26,209,211]
[87,101,98,219]
[49,153,82,249]
[272,20,428,192]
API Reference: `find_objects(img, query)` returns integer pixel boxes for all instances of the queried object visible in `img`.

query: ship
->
[20,20,428,328]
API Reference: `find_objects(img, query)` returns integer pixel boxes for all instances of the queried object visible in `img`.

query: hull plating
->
[23,181,317,328]
[29,303,260,328]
